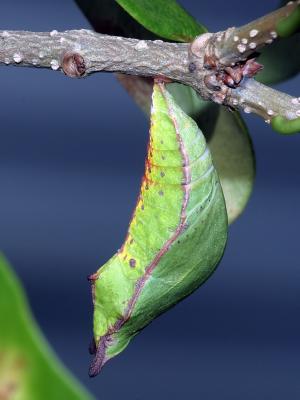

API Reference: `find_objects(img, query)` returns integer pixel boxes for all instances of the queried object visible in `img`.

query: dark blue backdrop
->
[0,1,299,399]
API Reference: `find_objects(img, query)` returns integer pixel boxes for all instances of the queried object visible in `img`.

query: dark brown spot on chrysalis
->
[160,171,165,177]
[162,155,165,160]
[62,52,86,77]
[158,190,164,196]
[160,140,164,144]
[141,204,145,210]
[130,239,134,244]
[129,258,136,268]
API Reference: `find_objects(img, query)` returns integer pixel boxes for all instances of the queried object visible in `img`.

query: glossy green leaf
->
[88,83,227,376]
[256,34,300,85]
[200,106,255,223]
[256,1,300,85]
[74,0,157,39]
[0,254,93,400]
[115,0,207,41]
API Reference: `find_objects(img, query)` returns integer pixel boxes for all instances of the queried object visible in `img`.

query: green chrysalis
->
[88,83,228,376]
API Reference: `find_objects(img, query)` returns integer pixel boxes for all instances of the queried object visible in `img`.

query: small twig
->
[0,2,299,132]
[213,1,300,66]
[228,78,300,123]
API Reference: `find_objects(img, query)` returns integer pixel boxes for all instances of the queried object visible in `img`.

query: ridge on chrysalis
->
[88,82,228,377]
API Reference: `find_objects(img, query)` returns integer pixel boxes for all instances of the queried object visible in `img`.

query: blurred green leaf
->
[197,106,255,224]
[0,254,93,400]
[115,0,206,41]
[256,0,300,85]
[257,34,300,85]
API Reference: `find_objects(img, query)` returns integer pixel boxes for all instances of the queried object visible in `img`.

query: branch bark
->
[0,1,300,129]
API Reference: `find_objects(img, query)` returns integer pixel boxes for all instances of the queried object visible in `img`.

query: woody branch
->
[0,1,299,126]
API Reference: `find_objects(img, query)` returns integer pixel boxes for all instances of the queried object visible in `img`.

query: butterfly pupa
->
[88,82,227,377]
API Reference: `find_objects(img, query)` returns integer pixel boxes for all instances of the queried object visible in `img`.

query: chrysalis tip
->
[88,336,107,378]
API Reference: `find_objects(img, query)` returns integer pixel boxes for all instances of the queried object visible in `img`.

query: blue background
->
[0,1,299,399]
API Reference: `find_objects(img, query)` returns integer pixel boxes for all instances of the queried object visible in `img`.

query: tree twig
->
[0,1,299,131]
[213,0,300,66]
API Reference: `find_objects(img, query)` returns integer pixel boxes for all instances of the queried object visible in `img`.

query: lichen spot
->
[129,259,136,268]
[135,40,148,51]
[249,29,259,38]
[50,30,58,37]
[270,31,278,39]
[237,44,246,53]
[1,31,10,38]
[50,59,60,70]
[13,53,22,63]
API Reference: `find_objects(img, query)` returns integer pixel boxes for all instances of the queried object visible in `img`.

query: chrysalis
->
[88,82,227,376]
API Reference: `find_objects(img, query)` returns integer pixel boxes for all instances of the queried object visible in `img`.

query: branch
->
[213,0,300,66]
[0,1,300,132]
[0,29,203,91]
[227,78,300,123]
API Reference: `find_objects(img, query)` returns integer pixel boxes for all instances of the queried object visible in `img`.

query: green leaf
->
[89,83,227,376]
[256,34,300,85]
[271,115,300,134]
[115,0,207,41]
[276,4,300,37]
[198,106,255,224]
[256,1,300,85]
[0,253,93,400]
[74,0,157,39]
